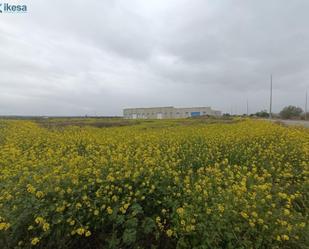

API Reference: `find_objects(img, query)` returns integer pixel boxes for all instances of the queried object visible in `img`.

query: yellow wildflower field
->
[0,119,308,249]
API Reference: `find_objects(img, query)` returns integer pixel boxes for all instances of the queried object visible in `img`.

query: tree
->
[279,105,303,119]
[255,110,269,118]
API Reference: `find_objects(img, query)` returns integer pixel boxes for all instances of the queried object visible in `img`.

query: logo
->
[0,3,28,13]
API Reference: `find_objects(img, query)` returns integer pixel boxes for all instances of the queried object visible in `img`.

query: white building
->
[123,106,221,119]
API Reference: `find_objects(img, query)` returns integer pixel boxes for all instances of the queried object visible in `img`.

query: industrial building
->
[123,106,221,119]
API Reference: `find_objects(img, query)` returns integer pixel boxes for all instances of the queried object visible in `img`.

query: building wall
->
[123,106,221,119]
[123,106,174,119]
[173,107,214,118]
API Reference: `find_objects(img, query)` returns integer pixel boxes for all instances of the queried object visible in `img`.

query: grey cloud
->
[0,0,308,115]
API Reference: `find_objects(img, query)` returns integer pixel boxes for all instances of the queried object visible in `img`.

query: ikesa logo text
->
[0,3,28,13]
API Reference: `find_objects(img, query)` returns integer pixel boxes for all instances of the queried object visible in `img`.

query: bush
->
[280,106,303,119]
[255,110,269,118]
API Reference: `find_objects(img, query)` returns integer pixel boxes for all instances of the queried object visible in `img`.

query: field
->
[0,118,308,249]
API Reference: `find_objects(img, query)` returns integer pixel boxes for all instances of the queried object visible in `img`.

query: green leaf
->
[176,237,189,249]
[142,217,156,234]
[122,228,136,245]
[130,203,143,215]
[115,215,125,225]
[125,217,138,229]
[107,232,120,249]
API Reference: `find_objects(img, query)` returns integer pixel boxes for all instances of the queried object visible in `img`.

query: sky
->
[0,0,308,116]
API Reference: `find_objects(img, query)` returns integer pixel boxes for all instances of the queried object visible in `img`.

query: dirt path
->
[270,119,309,128]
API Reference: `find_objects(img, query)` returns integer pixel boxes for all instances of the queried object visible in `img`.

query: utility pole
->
[246,99,249,116]
[305,89,308,121]
[269,74,272,119]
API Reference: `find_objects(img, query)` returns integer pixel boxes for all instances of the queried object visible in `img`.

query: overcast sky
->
[0,0,308,116]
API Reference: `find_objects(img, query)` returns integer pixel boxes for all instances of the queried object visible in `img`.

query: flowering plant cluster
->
[0,119,308,249]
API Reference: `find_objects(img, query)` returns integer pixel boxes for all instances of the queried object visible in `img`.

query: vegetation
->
[255,110,270,118]
[279,106,303,119]
[0,119,308,249]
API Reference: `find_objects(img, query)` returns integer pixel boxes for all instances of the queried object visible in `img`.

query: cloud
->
[0,0,308,115]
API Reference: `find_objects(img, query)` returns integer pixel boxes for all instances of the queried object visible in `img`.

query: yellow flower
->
[35,191,44,198]
[76,203,82,209]
[176,207,184,216]
[124,203,130,210]
[107,207,113,215]
[185,225,195,232]
[56,206,65,212]
[166,229,173,237]
[112,195,118,202]
[249,221,255,227]
[0,222,10,231]
[31,237,40,245]
[35,217,44,224]
[76,228,85,235]
[281,235,289,241]
[156,216,161,223]
[119,207,126,214]
[43,223,50,231]
[26,184,36,194]
[240,211,249,219]
[94,210,99,216]
[251,211,258,218]
[85,230,92,237]
[283,209,290,216]
[258,218,264,224]
[278,193,288,199]
[218,204,224,213]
